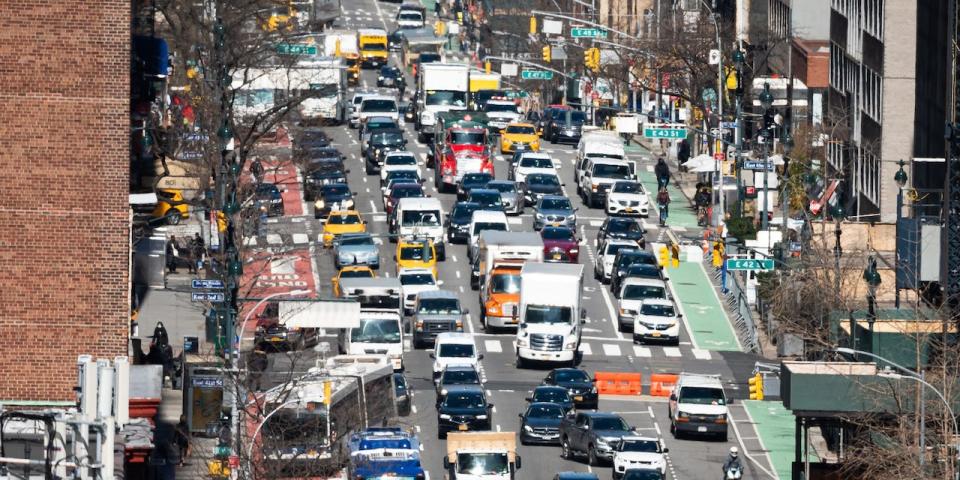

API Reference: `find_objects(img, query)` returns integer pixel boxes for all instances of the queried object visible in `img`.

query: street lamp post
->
[863,255,881,335]
[781,131,794,240]
[731,49,746,215]
[831,202,846,296]
[758,83,774,232]
[836,347,958,475]
[894,160,908,309]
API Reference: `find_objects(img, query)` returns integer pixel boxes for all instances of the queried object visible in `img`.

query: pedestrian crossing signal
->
[748,373,764,400]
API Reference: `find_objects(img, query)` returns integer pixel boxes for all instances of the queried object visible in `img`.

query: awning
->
[133,36,169,78]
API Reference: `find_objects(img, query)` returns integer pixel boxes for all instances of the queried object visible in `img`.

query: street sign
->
[643,125,687,139]
[192,292,226,303]
[726,259,775,271]
[743,160,774,171]
[276,43,317,55]
[192,279,225,289]
[571,27,607,38]
[720,121,738,129]
[521,69,554,80]
[713,151,725,160]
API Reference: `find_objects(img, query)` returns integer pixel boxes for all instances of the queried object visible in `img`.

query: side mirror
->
[443,458,451,469]
[462,308,470,315]
[345,169,351,174]
[487,403,494,409]
[429,353,435,359]
[669,394,677,401]
[518,413,524,418]
[663,447,670,453]
[580,308,587,319]
[573,207,579,212]
[525,397,533,402]
[478,354,484,360]
[727,397,735,405]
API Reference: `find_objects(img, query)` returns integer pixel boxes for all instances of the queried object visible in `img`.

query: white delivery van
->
[467,210,509,261]
[393,197,446,260]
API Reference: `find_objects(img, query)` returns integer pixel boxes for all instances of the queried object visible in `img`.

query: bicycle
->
[697,205,709,226]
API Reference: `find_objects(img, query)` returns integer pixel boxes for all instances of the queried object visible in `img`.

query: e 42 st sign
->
[725,259,775,271]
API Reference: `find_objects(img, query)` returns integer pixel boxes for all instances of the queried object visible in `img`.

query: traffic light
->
[670,242,681,268]
[712,241,724,268]
[658,245,670,268]
[584,48,600,71]
[748,373,764,400]
[542,45,551,62]
[530,16,537,34]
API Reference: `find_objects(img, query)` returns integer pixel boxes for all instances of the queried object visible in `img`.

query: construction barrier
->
[594,371,618,394]
[648,373,679,397]
[594,372,643,395]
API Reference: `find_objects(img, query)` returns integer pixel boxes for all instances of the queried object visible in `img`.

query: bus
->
[254,355,397,479]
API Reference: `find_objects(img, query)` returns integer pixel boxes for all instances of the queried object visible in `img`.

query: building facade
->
[0,1,130,401]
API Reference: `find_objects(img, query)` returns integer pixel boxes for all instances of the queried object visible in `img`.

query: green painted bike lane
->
[742,400,818,480]
[636,170,701,230]
[667,261,741,351]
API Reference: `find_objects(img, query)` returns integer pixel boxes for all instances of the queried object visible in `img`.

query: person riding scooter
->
[722,446,743,479]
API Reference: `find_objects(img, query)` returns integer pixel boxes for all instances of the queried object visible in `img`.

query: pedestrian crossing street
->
[475,336,714,361]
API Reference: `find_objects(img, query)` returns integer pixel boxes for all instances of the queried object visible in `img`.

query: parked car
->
[518,402,565,445]
[541,226,580,263]
[559,412,636,466]
[333,233,380,270]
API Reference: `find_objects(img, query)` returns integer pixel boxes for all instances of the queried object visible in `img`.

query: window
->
[861,67,882,123]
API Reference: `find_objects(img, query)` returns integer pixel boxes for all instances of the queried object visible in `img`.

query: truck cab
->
[473,231,545,332]
[668,373,730,440]
[338,310,404,370]
[435,126,493,192]
[337,277,402,318]
[358,28,389,68]
[515,263,585,368]
[443,432,521,480]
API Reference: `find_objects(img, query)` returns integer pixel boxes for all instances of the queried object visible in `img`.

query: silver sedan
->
[485,180,524,215]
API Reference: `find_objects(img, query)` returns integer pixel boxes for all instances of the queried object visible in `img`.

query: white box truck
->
[444,432,521,480]
[415,63,470,142]
[515,263,585,368]
[291,58,348,125]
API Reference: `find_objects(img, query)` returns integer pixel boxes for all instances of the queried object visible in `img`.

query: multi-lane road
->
[245,1,779,478]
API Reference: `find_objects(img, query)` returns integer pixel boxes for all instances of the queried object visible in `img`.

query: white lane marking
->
[589,220,604,227]
[654,422,662,436]
[496,424,502,432]
[267,234,283,245]
[647,406,655,418]
[464,313,474,334]
[362,176,368,183]
[663,347,681,357]
[485,340,502,353]
[366,187,371,193]
[455,270,461,279]
[692,348,712,360]
[415,425,421,432]
[578,343,592,355]
[599,281,624,340]
[459,285,465,293]
[369,199,377,213]
[411,405,418,414]
[452,254,458,262]
[602,344,622,356]
[633,346,652,357]
[292,233,309,244]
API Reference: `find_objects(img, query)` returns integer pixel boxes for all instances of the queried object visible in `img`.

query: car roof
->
[435,332,476,343]
[582,411,622,418]
[398,267,435,276]
[539,194,569,202]
[605,239,639,248]
[398,197,441,209]
[469,188,499,196]
[534,385,568,392]
[555,473,599,480]
[471,210,508,222]
[678,373,723,388]
[364,115,396,123]
[443,364,478,372]
[444,384,485,394]
[518,152,552,160]
[619,436,660,443]
[487,180,515,187]
[623,277,667,286]
[417,289,458,300]
[362,95,397,102]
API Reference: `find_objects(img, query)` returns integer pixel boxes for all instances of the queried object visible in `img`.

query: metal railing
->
[713,259,761,354]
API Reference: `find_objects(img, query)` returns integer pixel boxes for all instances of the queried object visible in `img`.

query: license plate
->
[574,395,583,402]
[552,253,563,260]
[458,424,468,431]
[625,208,635,213]
[698,426,707,432]
[270,337,284,342]
[652,332,661,337]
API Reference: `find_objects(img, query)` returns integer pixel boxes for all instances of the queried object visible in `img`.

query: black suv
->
[303,158,348,201]
[377,66,405,89]
[446,201,480,243]
[364,128,407,174]
[541,368,598,410]
[596,217,646,249]
[610,250,661,298]
[545,109,586,144]
[437,385,493,438]
[435,365,483,407]
[313,183,354,219]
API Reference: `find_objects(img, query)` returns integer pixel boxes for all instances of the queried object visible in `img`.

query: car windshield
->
[592,163,632,179]
[451,131,486,144]
[366,121,397,131]
[470,192,501,207]
[520,157,554,168]
[475,90,505,105]
[619,440,660,453]
[426,90,467,106]
[609,220,642,234]
[533,389,570,403]
[613,181,642,194]
[380,67,400,76]
[393,374,407,393]
[444,391,485,408]
[487,182,515,193]
[350,318,401,343]
[385,155,416,165]
[255,185,280,198]
[363,99,397,112]
[392,186,424,198]
[402,210,441,226]
[605,244,635,256]
[505,125,536,134]
[322,185,350,196]
[627,265,660,278]
[399,244,432,262]
[443,370,479,384]
[439,343,475,358]
[387,171,419,181]
[419,53,441,63]
[419,298,460,314]
[554,370,590,382]
[452,204,479,222]
[679,386,726,405]
[339,269,373,279]
[473,222,506,235]
[527,404,564,419]
[345,57,358,67]
[540,198,571,210]
[592,417,630,431]
[640,303,675,316]
[462,173,493,186]
[457,453,508,476]
[622,285,666,300]
[339,235,373,247]
[372,132,404,144]
[528,174,560,187]
[490,273,520,294]
[555,111,586,124]
[525,305,571,324]
[363,42,387,51]
[484,103,519,113]
[541,228,575,241]
[400,272,435,284]
[327,214,362,225]
[399,12,422,20]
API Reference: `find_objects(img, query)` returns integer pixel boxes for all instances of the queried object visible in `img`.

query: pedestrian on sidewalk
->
[166,235,181,273]
[247,348,269,391]
[434,0,441,17]
[655,158,671,190]
[190,233,205,273]
[657,187,670,227]
[250,158,264,183]
[677,138,690,170]
[174,415,191,467]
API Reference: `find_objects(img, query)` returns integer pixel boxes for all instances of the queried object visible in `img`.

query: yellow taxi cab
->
[332,265,376,297]
[322,210,366,247]
[260,4,295,32]
[345,54,361,85]
[152,188,189,225]
[395,239,438,278]
[499,122,541,154]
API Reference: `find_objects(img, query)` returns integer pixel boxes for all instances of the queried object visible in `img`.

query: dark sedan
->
[596,217,646,249]
[303,159,348,201]
[457,172,495,201]
[254,183,284,216]
[527,386,575,413]
[468,188,504,212]
[541,368,598,410]
[364,128,407,174]
[541,226,579,263]
[313,183,355,218]
[611,250,661,298]
[521,173,564,206]
[446,201,481,243]
[394,373,411,416]
[377,66,405,89]
[519,402,565,445]
[437,385,493,438]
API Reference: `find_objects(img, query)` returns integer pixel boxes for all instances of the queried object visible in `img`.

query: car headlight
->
[567,214,576,221]
[517,337,529,348]
[570,248,579,254]
[620,308,637,316]
[591,183,599,191]
[677,411,690,420]
[523,425,533,432]
[476,415,488,420]
[596,438,609,447]
[344,199,354,208]
[315,200,324,209]
[439,414,452,420]
[590,386,598,394]
[378,76,384,81]
[535,213,544,219]
[440,388,448,396]
[564,340,577,349]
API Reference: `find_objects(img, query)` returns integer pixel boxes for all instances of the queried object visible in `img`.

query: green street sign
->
[521,69,554,80]
[726,259,775,271]
[276,43,318,55]
[643,126,687,139]
[571,27,607,38]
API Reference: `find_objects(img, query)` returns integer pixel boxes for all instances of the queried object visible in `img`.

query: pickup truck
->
[559,411,636,466]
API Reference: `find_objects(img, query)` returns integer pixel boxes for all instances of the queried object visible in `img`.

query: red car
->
[435,127,494,192]
[384,182,424,217]
[541,226,579,263]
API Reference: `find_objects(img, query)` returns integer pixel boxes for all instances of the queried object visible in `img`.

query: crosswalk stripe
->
[292,233,309,244]
[589,220,604,227]
[691,349,712,360]
[243,237,257,247]
[633,346,652,357]
[663,347,681,357]
[267,233,283,245]
[485,340,502,353]
[602,344,621,356]
[578,343,593,355]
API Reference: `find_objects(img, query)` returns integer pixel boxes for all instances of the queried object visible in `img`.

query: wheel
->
[166,210,182,225]
[670,421,678,438]
[587,445,599,466]
[593,266,601,281]
[516,355,526,369]
[417,131,426,143]
[437,245,446,261]
[413,337,422,349]
[561,438,572,459]
[365,164,374,175]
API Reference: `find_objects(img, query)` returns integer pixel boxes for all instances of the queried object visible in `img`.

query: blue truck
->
[348,427,426,480]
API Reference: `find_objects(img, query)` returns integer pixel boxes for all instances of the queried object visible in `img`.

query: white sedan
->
[380,151,421,183]
[397,268,441,315]
[606,180,649,217]
[612,436,668,479]
[593,239,639,284]
[511,152,558,184]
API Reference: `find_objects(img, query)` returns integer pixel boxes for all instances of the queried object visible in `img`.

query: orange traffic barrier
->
[649,373,679,397]
[614,373,642,395]
[594,372,618,394]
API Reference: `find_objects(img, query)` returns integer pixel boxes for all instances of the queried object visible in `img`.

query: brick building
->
[0,2,130,402]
